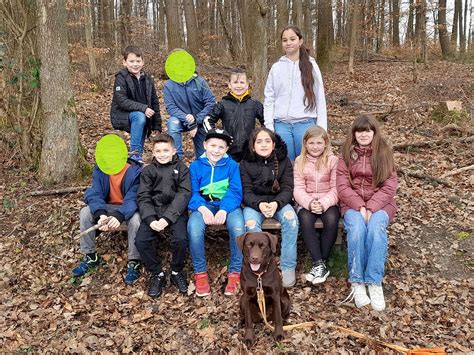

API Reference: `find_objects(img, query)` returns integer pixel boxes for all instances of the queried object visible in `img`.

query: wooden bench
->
[116,217,345,245]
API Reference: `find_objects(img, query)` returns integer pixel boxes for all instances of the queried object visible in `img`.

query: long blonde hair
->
[295,126,331,174]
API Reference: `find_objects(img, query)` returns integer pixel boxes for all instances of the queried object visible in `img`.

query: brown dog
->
[236,232,291,347]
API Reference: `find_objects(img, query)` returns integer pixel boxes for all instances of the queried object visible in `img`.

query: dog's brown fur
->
[236,232,291,347]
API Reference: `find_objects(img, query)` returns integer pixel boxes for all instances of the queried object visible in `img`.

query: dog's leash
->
[255,279,444,354]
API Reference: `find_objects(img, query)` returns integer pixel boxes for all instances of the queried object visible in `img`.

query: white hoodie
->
[264,56,327,131]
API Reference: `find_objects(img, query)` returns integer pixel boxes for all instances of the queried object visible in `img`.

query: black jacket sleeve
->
[150,82,162,132]
[113,74,148,113]
[272,158,294,208]
[240,161,266,211]
[162,163,191,224]
[255,100,265,126]
[203,102,223,132]
[137,167,158,225]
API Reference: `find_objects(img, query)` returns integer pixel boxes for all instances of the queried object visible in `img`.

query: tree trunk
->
[120,0,132,47]
[164,0,182,50]
[37,0,79,185]
[461,0,468,52]
[276,0,289,46]
[377,0,385,52]
[391,0,400,46]
[291,0,303,29]
[158,0,167,49]
[438,0,451,57]
[317,0,332,71]
[406,0,414,43]
[183,0,200,56]
[452,0,459,47]
[244,0,267,101]
[415,0,427,64]
[348,0,359,74]
[84,0,98,77]
[217,0,238,60]
[335,0,343,44]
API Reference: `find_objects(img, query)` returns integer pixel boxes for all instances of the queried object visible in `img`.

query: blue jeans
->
[344,209,389,286]
[129,111,147,153]
[167,117,206,159]
[274,119,315,160]
[243,204,298,271]
[187,205,245,273]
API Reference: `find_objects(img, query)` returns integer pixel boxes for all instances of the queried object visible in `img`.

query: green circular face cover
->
[165,50,196,83]
[95,134,128,175]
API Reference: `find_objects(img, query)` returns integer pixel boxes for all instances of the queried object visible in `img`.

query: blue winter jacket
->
[188,153,242,213]
[163,74,216,130]
[84,163,142,223]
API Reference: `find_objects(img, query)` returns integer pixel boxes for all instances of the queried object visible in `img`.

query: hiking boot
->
[194,272,211,297]
[352,283,371,308]
[148,272,166,298]
[72,253,101,277]
[170,271,188,294]
[368,284,386,311]
[282,269,296,288]
[124,260,141,285]
[306,260,330,284]
[224,272,240,296]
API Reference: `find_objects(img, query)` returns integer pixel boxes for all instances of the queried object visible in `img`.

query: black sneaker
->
[309,260,330,285]
[170,271,188,294]
[148,272,166,298]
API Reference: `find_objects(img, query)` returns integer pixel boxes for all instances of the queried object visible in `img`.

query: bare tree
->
[438,0,451,57]
[37,0,80,184]
[84,0,98,77]
[164,0,183,50]
[406,0,415,43]
[392,0,400,46]
[317,0,332,71]
[348,0,359,74]
[183,0,200,56]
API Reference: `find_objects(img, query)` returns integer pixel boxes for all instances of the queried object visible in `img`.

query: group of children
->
[74,25,397,311]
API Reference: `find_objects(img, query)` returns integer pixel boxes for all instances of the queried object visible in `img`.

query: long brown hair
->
[281,25,315,112]
[341,115,395,188]
[295,125,331,174]
[248,127,280,193]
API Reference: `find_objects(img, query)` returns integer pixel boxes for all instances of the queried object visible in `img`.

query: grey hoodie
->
[264,56,327,131]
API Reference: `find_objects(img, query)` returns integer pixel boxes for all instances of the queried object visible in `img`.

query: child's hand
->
[198,206,215,225]
[359,207,368,223]
[97,215,109,230]
[189,127,197,138]
[267,202,278,218]
[214,210,227,225]
[310,200,323,214]
[185,114,195,124]
[150,218,169,232]
[100,216,120,231]
[366,210,372,223]
[145,107,155,118]
[259,202,271,218]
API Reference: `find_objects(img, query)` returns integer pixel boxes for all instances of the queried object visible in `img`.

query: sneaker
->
[368,284,386,311]
[170,271,188,294]
[124,260,141,285]
[128,151,144,165]
[194,272,211,297]
[148,272,167,298]
[282,269,296,288]
[72,253,100,277]
[224,272,240,296]
[352,283,371,308]
[306,260,330,284]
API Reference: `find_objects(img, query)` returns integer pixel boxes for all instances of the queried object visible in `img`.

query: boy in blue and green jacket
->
[187,129,244,297]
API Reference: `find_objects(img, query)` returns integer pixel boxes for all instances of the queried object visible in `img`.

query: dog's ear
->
[236,233,248,252]
[264,232,278,254]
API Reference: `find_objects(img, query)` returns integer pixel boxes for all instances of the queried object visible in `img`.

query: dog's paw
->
[243,330,255,348]
[274,329,285,342]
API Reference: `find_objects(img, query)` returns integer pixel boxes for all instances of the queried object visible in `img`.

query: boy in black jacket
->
[203,68,264,162]
[110,45,162,164]
[135,134,191,298]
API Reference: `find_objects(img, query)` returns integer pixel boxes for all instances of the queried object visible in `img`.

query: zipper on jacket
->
[361,152,366,201]
[286,62,296,119]
[184,84,194,116]
[209,163,215,201]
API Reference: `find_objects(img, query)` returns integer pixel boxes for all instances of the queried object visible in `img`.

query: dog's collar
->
[252,260,271,291]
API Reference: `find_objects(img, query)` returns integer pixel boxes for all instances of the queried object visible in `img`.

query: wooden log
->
[30,186,89,196]
[441,164,474,178]
[397,168,451,187]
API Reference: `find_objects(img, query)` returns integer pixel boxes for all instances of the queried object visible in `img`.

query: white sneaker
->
[368,284,386,311]
[281,269,296,288]
[353,283,370,308]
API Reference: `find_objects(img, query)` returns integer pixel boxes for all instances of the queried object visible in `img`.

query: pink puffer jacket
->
[336,145,397,221]
[293,153,339,212]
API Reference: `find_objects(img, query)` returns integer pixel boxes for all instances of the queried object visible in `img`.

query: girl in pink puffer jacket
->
[337,115,397,312]
[294,126,340,285]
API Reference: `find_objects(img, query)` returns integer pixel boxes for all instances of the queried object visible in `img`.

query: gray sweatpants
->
[79,205,141,260]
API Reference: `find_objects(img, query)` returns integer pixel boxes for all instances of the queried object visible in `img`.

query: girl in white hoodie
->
[264,25,327,161]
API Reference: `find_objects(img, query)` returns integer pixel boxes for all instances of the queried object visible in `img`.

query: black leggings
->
[298,205,340,263]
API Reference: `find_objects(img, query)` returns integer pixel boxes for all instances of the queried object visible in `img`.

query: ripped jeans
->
[344,209,389,286]
[243,204,298,271]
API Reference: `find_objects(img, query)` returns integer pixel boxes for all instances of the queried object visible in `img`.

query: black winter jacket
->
[240,134,294,211]
[137,155,191,225]
[204,93,264,161]
[110,68,161,135]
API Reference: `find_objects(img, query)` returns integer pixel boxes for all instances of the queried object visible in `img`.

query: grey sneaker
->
[368,284,386,311]
[281,269,296,288]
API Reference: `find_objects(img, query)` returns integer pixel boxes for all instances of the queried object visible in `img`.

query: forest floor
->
[1,58,473,352]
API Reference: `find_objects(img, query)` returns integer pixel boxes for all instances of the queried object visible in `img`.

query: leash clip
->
[256,275,263,291]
